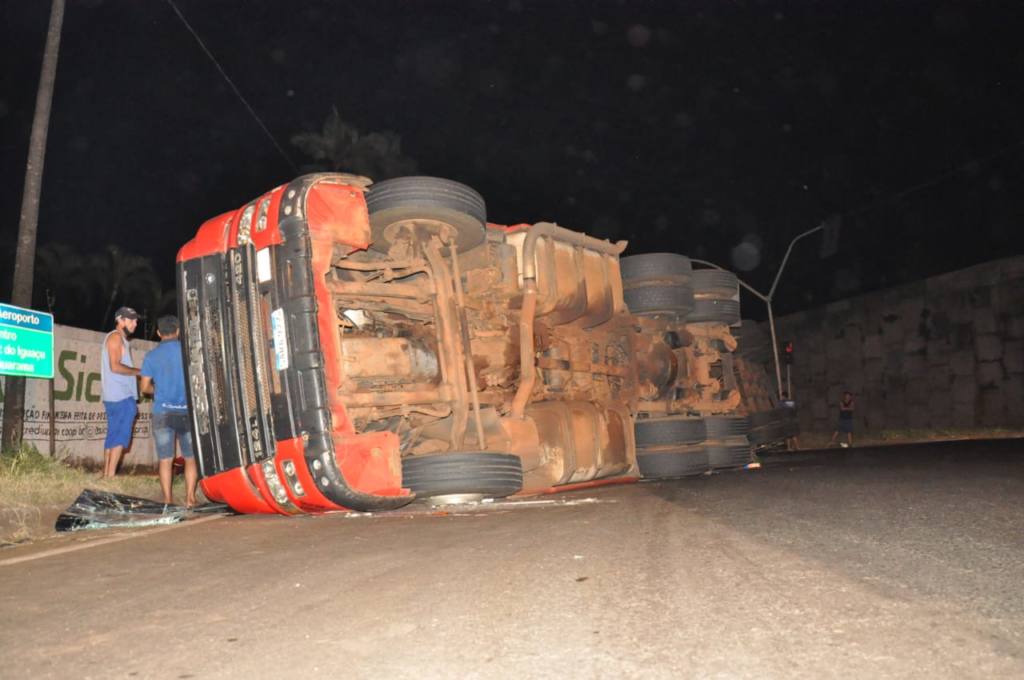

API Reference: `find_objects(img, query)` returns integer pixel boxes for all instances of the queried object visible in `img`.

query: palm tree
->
[291,108,417,179]
[88,245,163,329]
[33,242,95,326]
[136,287,179,339]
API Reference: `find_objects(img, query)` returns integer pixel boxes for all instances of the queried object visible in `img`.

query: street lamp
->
[692,217,838,400]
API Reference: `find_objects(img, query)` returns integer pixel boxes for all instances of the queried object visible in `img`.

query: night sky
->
[3,1,1022,329]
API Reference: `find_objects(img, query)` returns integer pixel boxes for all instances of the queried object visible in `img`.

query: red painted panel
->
[306,186,364,433]
[307,182,372,251]
[178,211,235,262]
[301,183,407,498]
[245,463,294,516]
[333,431,409,498]
[274,437,347,513]
[250,184,286,250]
[487,222,532,234]
[200,467,277,514]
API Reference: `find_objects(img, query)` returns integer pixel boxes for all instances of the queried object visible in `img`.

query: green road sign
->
[0,303,55,379]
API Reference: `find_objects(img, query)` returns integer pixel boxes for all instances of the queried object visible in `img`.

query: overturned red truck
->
[176,173,790,514]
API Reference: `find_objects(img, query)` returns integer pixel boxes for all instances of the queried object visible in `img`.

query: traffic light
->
[783,340,794,365]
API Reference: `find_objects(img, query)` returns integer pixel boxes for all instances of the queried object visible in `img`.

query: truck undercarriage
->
[177,173,771,514]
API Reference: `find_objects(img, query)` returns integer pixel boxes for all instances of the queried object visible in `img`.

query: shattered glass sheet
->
[55,489,227,532]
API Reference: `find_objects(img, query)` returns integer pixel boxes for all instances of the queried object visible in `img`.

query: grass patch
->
[1,445,207,544]
[0,444,183,508]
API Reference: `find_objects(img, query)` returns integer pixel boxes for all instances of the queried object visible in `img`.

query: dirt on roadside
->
[1,448,205,545]
[0,503,67,546]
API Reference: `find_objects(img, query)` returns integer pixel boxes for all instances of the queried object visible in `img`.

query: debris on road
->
[54,489,227,532]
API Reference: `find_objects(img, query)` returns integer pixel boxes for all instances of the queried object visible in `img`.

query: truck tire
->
[366,176,487,253]
[637,444,709,479]
[706,438,753,470]
[401,452,523,499]
[702,415,750,439]
[624,284,695,317]
[686,298,740,324]
[620,253,695,317]
[749,422,792,446]
[620,253,693,281]
[635,415,707,447]
[693,270,739,298]
[748,408,799,446]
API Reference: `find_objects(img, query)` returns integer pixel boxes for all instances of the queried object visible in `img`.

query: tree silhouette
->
[137,288,179,339]
[77,245,162,330]
[29,242,166,331]
[291,108,417,179]
[33,242,94,324]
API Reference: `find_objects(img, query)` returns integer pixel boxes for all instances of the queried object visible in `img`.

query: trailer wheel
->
[621,253,693,281]
[620,253,694,317]
[706,438,753,470]
[366,176,487,253]
[688,269,740,324]
[693,270,739,298]
[401,452,523,499]
[686,298,741,325]
[637,445,709,479]
[624,284,695,317]
[635,415,707,447]
[702,415,750,439]
[748,408,799,446]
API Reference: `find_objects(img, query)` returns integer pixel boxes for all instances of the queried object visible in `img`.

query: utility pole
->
[1,0,65,452]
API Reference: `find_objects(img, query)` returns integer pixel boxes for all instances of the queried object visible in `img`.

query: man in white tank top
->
[101,307,140,477]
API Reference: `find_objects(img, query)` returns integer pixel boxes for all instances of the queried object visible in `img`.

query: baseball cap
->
[157,315,179,335]
[114,306,139,321]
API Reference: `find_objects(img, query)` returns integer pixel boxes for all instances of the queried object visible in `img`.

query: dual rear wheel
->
[635,415,752,479]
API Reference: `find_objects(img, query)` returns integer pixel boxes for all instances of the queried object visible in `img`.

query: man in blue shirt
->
[140,315,197,508]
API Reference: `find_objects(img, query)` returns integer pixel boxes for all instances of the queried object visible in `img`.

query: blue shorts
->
[152,412,195,461]
[838,418,854,434]
[103,398,138,449]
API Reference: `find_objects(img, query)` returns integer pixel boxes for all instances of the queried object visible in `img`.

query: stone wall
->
[773,256,1024,434]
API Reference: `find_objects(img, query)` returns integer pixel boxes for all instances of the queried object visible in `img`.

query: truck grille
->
[228,248,275,458]
[184,290,210,436]
[179,245,278,477]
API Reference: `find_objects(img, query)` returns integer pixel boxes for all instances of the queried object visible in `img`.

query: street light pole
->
[691,222,825,402]
[769,224,824,300]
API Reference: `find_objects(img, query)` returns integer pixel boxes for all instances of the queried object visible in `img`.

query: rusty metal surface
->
[521,400,635,490]
[320,213,746,492]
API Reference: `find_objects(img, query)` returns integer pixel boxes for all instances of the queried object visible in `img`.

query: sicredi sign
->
[0,303,55,379]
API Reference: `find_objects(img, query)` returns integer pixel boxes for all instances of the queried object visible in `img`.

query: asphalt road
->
[2,439,1023,679]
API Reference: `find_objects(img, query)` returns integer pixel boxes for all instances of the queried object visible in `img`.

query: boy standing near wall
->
[140,315,197,508]
[830,391,856,448]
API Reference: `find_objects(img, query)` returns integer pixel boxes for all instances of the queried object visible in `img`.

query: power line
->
[842,137,1023,221]
[771,137,1024,312]
[164,0,298,173]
